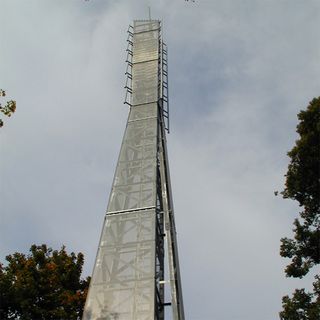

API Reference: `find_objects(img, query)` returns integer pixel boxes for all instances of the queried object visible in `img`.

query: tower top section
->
[124,19,169,131]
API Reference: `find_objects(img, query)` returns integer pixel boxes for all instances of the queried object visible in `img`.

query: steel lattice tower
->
[83,20,184,320]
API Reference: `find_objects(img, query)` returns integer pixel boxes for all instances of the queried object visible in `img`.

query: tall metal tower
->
[83,20,184,320]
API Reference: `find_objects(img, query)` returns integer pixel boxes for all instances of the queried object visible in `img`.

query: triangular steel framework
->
[83,20,184,320]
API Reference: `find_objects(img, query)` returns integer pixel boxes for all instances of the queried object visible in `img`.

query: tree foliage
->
[280,276,320,320]
[0,244,90,320]
[0,89,16,128]
[280,97,320,319]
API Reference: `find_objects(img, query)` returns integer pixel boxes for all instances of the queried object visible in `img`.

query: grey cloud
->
[1,1,319,319]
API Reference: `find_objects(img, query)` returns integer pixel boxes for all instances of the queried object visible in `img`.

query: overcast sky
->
[1,1,320,319]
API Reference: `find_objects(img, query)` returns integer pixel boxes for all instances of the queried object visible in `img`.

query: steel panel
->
[133,31,159,64]
[83,210,156,320]
[128,103,157,121]
[107,111,158,212]
[134,21,160,34]
[132,21,159,106]
[132,60,158,106]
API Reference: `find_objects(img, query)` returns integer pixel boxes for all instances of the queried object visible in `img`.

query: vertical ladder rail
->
[158,107,185,320]
[162,42,169,133]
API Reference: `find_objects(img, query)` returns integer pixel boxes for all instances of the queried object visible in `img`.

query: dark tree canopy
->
[280,97,320,319]
[0,244,90,320]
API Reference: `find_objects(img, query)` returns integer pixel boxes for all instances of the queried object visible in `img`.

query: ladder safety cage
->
[124,25,133,106]
[160,41,170,133]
